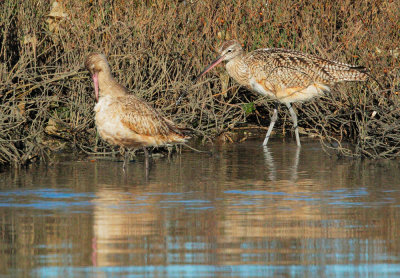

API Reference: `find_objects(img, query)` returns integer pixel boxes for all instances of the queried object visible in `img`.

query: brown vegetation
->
[0,0,399,167]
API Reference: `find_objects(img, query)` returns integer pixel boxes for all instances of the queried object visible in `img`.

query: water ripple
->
[0,188,94,211]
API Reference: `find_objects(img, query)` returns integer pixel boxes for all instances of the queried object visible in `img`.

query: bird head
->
[85,53,110,102]
[196,40,244,81]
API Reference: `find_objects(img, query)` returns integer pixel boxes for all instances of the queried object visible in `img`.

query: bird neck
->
[98,70,128,98]
[225,54,249,86]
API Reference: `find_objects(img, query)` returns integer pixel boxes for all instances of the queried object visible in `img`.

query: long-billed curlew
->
[196,40,369,146]
[85,53,190,169]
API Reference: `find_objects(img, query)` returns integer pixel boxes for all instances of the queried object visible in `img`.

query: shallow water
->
[1,139,400,277]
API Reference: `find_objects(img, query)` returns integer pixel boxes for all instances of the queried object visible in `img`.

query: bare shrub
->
[0,0,399,168]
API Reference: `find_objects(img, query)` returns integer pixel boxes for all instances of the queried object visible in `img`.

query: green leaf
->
[242,102,255,116]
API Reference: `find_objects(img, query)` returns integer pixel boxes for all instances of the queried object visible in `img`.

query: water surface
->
[1,139,400,277]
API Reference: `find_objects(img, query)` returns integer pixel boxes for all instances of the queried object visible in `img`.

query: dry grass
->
[0,0,399,167]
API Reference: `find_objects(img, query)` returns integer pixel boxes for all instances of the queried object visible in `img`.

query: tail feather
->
[345,66,384,90]
[163,117,193,139]
[329,64,384,91]
[350,65,368,72]
[340,66,369,82]
[176,126,195,138]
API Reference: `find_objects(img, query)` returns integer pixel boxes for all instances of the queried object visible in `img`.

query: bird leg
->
[143,147,151,172]
[167,145,173,160]
[262,103,278,146]
[122,149,128,169]
[286,103,301,147]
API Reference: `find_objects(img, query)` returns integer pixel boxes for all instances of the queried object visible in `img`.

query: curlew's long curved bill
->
[175,56,224,105]
[92,72,99,102]
[195,55,225,81]
[176,55,224,106]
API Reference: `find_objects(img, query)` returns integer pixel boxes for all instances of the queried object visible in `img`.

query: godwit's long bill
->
[196,40,369,146]
[85,53,190,169]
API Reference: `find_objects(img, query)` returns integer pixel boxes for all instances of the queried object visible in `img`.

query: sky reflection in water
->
[1,139,400,277]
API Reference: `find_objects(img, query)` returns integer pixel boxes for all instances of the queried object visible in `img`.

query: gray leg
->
[286,103,301,147]
[143,148,152,171]
[143,148,151,180]
[143,148,150,171]
[262,103,278,146]
[122,149,128,170]
[290,145,301,181]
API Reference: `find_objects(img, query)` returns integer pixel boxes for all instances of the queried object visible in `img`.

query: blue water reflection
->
[0,140,399,277]
[33,264,400,278]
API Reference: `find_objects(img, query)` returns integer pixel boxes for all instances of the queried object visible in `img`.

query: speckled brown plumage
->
[85,53,189,167]
[197,40,369,146]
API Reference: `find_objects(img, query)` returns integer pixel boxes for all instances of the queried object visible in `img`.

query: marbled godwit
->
[197,40,369,146]
[85,53,190,169]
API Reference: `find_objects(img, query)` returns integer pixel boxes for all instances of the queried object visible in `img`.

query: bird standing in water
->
[85,53,190,170]
[196,40,369,146]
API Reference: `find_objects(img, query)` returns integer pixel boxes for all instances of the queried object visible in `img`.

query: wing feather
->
[117,95,178,137]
